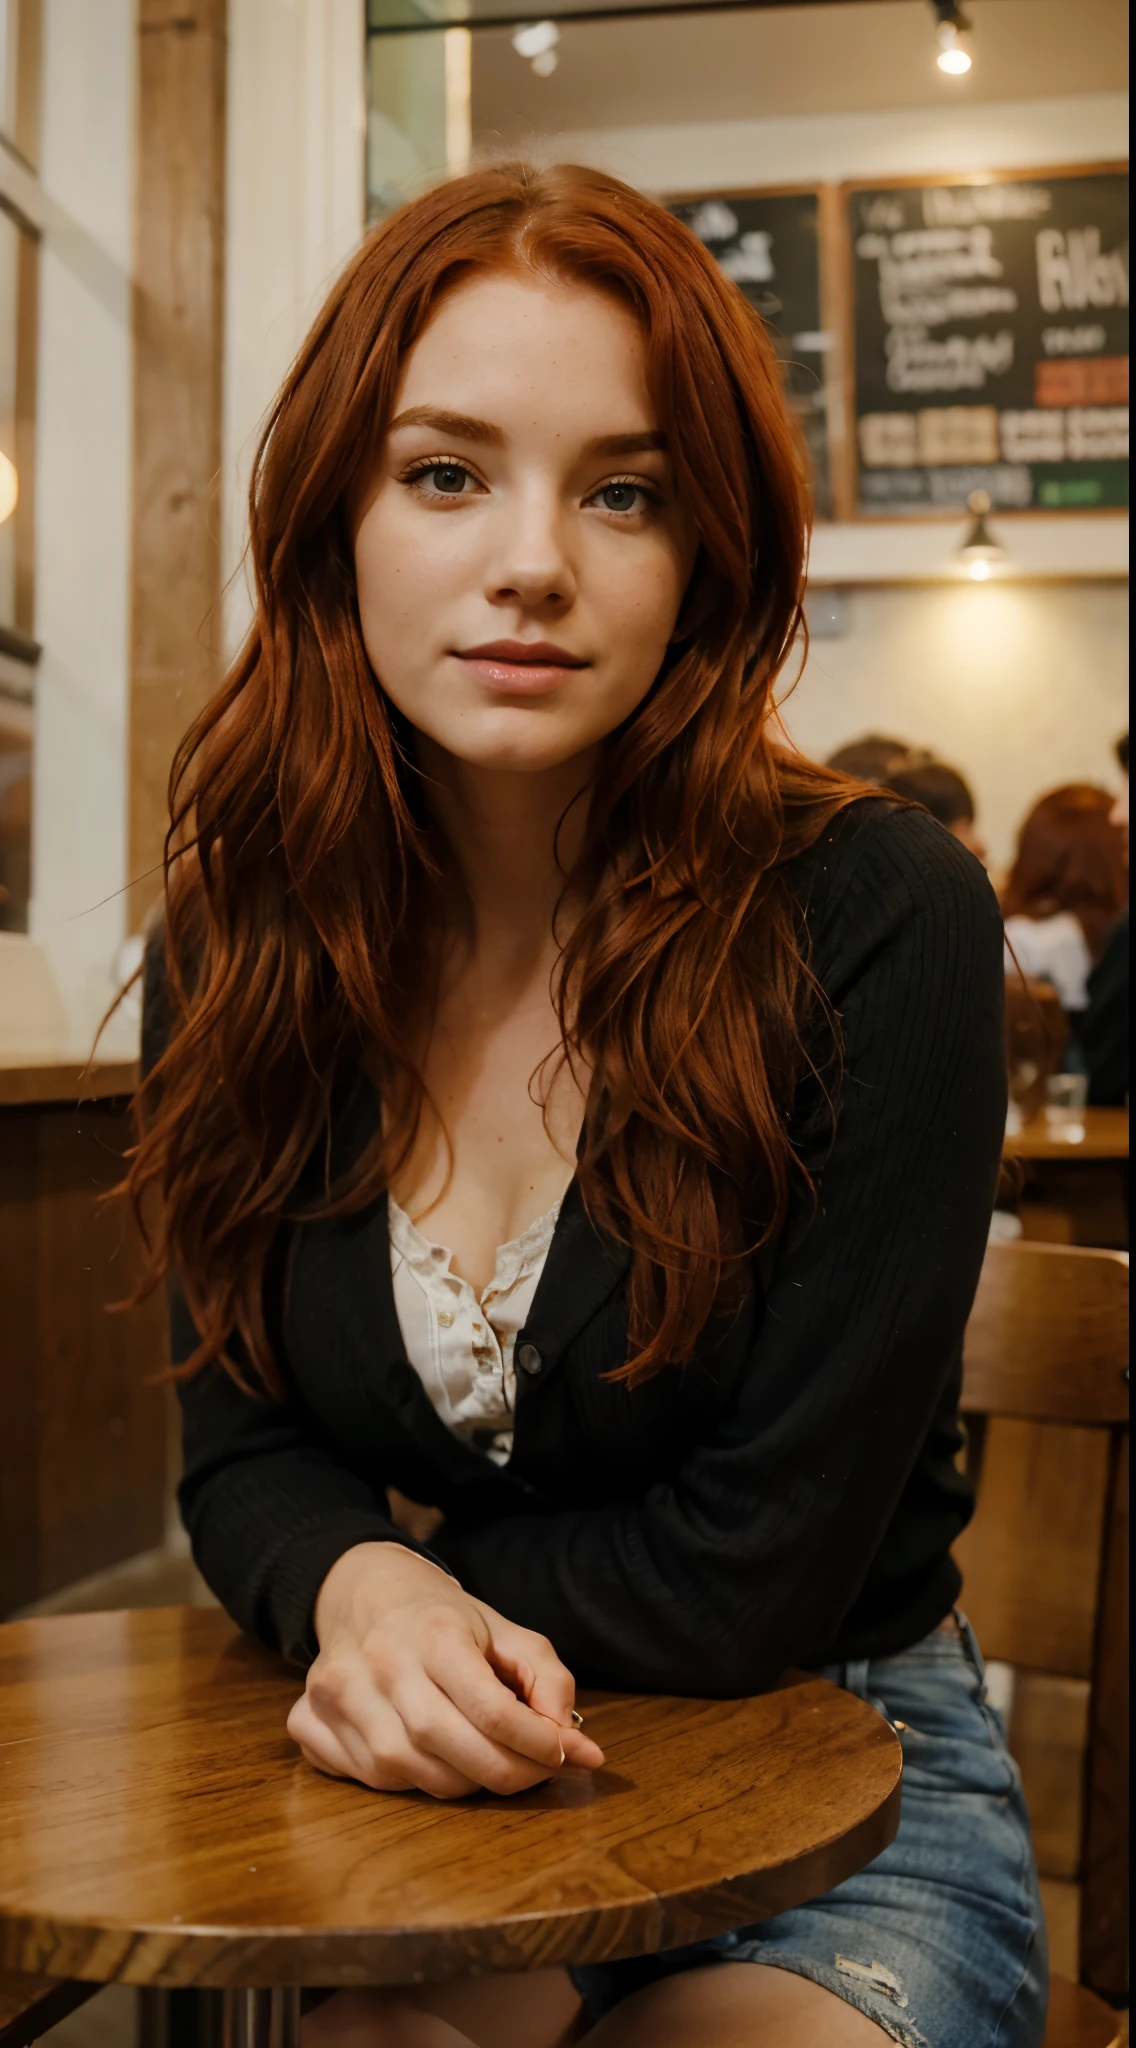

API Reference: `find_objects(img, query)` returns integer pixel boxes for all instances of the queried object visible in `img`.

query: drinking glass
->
[1044,1072,1088,1141]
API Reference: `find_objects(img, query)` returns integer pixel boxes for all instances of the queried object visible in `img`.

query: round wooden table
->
[0,1608,902,2043]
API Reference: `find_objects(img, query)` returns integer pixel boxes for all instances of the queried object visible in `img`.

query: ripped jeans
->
[571,1613,1047,2048]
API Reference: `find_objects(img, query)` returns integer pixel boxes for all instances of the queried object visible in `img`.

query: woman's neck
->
[416,737,596,964]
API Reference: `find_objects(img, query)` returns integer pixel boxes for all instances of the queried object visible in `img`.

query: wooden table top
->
[0,1607,901,1991]
[0,1054,139,1107]
[1003,1105,1129,1162]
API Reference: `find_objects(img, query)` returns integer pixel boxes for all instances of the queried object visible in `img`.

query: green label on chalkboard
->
[672,191,832,519]
[850,172,1129,514]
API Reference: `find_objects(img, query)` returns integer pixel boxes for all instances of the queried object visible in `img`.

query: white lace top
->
[388,1195,561,1466]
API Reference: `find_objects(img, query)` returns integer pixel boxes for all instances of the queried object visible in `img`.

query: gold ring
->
[571,1708,584,1730]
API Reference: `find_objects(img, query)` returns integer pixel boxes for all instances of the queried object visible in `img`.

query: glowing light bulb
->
[0,451,17,525]
[955,490,1006,579]
[512,19,559,60]
[936,22,972,74]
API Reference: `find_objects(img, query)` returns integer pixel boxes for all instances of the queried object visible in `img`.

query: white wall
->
[0,0,135,1056]
[532,91,1129,196]
[223,0,366,652]
[783,581,1129,872]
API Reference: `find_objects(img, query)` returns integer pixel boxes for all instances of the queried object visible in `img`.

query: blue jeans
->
[571,1613,1047,2047]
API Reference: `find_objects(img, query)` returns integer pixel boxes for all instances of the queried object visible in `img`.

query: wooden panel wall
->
[0,1101,169,1614]
[129,0,226,930]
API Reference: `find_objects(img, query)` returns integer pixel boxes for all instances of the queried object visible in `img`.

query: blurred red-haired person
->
[130,164,1039,2047]
[1002,782,1128,1015]
[1079,737,1129,1104]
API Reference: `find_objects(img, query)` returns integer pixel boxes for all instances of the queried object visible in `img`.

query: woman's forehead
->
[394,268,657,435]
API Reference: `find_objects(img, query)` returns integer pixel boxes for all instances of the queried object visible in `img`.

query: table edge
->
[0,1730,902,1989]
[0,1061,139,1108]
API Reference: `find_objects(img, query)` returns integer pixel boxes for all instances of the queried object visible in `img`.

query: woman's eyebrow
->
[387,410,668,460]
[387,405,505,444]
[588,430,668,457]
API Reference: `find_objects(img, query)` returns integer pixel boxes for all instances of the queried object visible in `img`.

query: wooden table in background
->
[0,1056,140,1111]
[0,1607,902,2041]
[1002,1107,1128,1251]
[0,1055,168,1617]
[1003,1107,1129,1164]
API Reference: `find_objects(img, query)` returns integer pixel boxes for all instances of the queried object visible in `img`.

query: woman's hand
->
[286,1542,605,1799]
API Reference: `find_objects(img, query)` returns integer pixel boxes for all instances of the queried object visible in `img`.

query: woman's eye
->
[421,463,472,495]
[594,481,651,514]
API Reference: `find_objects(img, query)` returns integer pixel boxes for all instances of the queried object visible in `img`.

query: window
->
[0,0,41,166]
[0,0,40,930]
[0,197,36,931]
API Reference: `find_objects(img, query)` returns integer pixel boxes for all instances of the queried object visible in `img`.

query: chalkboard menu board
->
[671,190,832,518]
[849,170,1129,514]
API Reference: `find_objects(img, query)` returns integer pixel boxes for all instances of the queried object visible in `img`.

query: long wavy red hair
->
[128,161,862,1394]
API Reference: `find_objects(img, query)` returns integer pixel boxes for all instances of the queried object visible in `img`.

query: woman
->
[1002,784,1127,1016]
[134,165,1042,2048]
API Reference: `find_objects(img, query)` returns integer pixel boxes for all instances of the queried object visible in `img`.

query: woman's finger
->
[481,1610,575,1720]
[292,1674,477,1798]
[287,1692,395,1785]
[389,1674,564,1795]
[480,1612,606,1770]
[419,1631,571,1769]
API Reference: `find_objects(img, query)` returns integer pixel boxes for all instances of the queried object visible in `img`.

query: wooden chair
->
[956,1241,1129,2048]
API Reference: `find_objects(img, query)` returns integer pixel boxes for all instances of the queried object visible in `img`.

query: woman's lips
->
[455,641,588,696]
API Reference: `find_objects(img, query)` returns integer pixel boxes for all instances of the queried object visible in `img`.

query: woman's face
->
[353,268,698,775]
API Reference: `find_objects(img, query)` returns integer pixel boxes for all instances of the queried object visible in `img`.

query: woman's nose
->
[487,490,577,610]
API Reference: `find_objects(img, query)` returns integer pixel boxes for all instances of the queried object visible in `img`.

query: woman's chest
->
[392,982,587,1294]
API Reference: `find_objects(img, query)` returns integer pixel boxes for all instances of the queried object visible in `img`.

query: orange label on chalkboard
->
[1035,356,1129,406]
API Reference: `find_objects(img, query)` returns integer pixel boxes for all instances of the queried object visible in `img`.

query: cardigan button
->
[517,1343,543,1378]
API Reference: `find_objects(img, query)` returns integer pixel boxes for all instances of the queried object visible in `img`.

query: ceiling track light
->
[930,0,973,75]
[512,18,560,74]
[956,491,1007,580]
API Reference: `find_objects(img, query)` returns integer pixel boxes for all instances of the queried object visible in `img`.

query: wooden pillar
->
[129,0,226,930]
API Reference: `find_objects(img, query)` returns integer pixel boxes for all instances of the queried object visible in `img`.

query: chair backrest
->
[956,1240,1129,2004]
[962,1242,1129,1425]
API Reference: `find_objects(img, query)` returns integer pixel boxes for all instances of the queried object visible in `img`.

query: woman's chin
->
[415,713,608,779]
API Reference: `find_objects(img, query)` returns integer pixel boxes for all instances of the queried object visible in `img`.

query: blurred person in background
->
[825,732,927,782]
[1078,736,1129,1104]
[1001,783,1128,1018]
[884,758,986,864]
